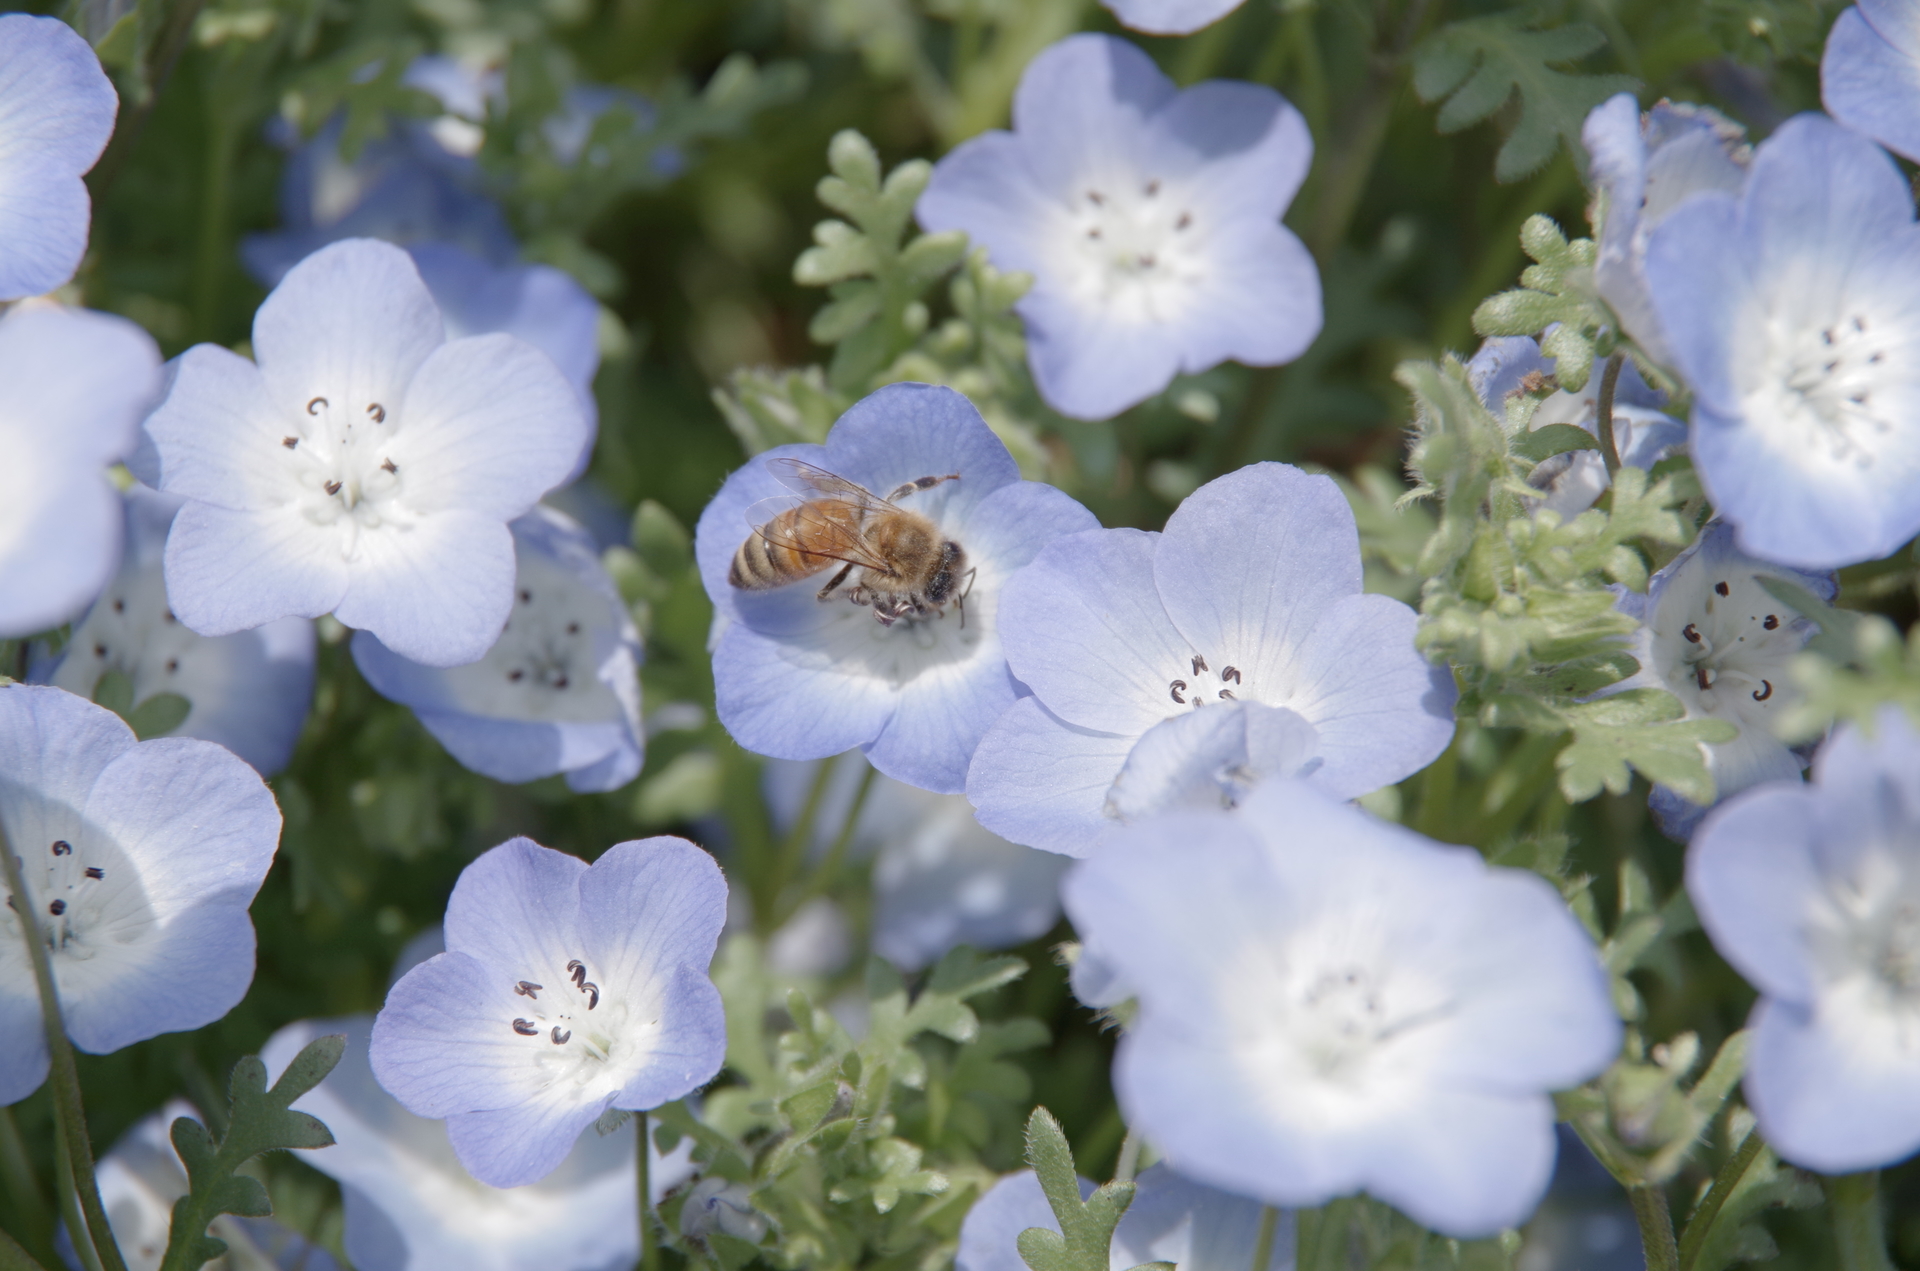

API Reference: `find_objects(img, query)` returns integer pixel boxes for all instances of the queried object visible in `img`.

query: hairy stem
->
[1112,1129,1143,1185]
[1827,1172,1896,1271]
[1677,1126,1765,1271]
[1595,353,1625,476]
[0,829,125,1271]
[51,1131,100,1271]
[0,1106,52,1266]
[1629,1184,1679,1271]
[636,1111,656,1271]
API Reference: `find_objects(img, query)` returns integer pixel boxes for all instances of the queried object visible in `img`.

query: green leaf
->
[1412,16,1638,182]
[1472,216,1610,389]
[159,1035,343,1271]
[124,692,190,740]
[1017,1108,1134,1271]
[1556,692,1737,804]
[1512,423,1600,462]
[90,669,134,717]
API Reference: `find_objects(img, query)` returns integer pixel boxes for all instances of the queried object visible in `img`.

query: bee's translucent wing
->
[741,494,893,574]
[764,457,890,510]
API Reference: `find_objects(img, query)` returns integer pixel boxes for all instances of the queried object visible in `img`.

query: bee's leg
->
[885,473,962,502]
[816,562,855,601]
[955,567,979,629]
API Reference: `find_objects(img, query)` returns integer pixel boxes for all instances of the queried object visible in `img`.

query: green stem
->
[192,108,239,342]
[51,1133,100,1271]
[782,763,879,924]
[1595,353,1625,476]
[1248,1205,1280,1271]
[1677,1126,1765,1271]
[0,828,125,1271]
[1628,1184,1679,1271]
[765,759,838,935]
[1113,1129,1143,1185]
[1827,1172,1896,1271]
[0,1106,53,1266]
[0,1223,51,1271]
[636,1111,657,1271]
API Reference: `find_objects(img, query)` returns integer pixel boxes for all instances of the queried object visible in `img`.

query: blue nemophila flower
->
[0,685,280,1104]
[1688,710,1920,1173]
[967,463,1454,857]
[370,835,726,1187]
[0,305,161,638]
[766,754,1071,970]
[1467,335,1686,520]
[266,1015,693,1271]
[138,238,587,668]
[352,506,643,793]
[693,383,1096,794]
[1063,779,1619,1237]
[87,1099,340,1271]
[1644,113,1920,570]
[1824,1,1920,164]
[0,15,117,300]
[38,487,315,776]
[1100,0,1247,36]
[1583,94,1748,369]
[917,34,1320,422]
[1609,521,1835,842]
[957,1164,1287,1271]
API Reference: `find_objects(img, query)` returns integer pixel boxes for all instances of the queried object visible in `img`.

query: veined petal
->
[443,836,588,976]
[966,697,1138,857]
[1010,36,1175,187]
[445,1093,610,1189]
[163,502,351,636]
[333,509,515,667]
[139,345,288,511]
[372,950,555,1118]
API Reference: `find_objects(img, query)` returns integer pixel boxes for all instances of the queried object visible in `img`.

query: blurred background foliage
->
[13,0,1912,1263]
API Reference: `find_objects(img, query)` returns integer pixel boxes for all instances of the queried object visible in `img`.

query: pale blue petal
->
[1355,1089,1558,1237]
[1687,783,1825,1003]
[1642,195,1746,415]
[966,697,1137,857]
[1146,81,1311,228]
[444,836,587,974]
[1746,996,1920,1173]
[1466,336,1552,413]
[1023,290,1187,422]
[0,469,121,638]
[1009,35,1174,184]
[916,132,1057,281]
[1115,1164,1291,1271]
[1825,6,1920,165]
[0,16,117,299]
[139,345,287,512]
[1102,0,1245,35]
[372,951,549,1117]
[712,622,898,760]
[1104,702,1318,821]
[873,825,1069,970]
[332,509,515,667]
[955,1171,1093,1271]
[162,503,350,638]
[445,1089,611,1188]
[863,654,1022,794]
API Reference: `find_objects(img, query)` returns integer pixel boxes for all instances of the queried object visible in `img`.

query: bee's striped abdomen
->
[729,506,844,590]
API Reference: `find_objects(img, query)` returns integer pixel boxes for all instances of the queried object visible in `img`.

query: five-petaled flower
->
[967,462,1454,857]
[0,684,281,1104]
[0,15,119,300]
[1689,710,1920,1173]
[917,33,1321,421]
[1644,112,1920,570]
[138,238,588,667]
[1063,779,1619,1237]
[370,835,725,1187]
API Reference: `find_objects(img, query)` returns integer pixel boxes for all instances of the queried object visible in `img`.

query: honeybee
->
[729,459,974,626]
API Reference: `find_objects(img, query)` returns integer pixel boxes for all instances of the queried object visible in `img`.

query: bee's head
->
[927,540,967,603]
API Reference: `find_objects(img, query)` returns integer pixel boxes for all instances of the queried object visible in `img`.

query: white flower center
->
[1649,567,1804,726]
[1162,652,1245,712]
[277,395,411,554]
[0,828,145,968]
[503,956,648,1092]
[1807,822,1920,1051]
[1750,309,1898,468]
[437,555,624,724]
[1059,176,1207,325]
[52,566,203,722]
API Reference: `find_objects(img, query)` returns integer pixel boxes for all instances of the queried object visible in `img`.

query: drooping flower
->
[264,1014,695,1271]
[0,304,161,637]
[1467,335,1686,520]
[1688,710,1920,1172]
[917,34,1320,422]
[37,487,315,776]
[352,505,643,793]
[86,1100,340,1271]
[1643,112,1920,570]
[1062,779,1620,1237]
[1099,0,1247,36]
[370,835,726,1187]
[766,753,1071,970]
[0,684,281,1104]
[692,383,1097,794]
[1608,521,1835,842]
[967,463,1454,857]
[1823,1,1920,164]
[0,15,118,300]
[957,1164,1287,1271]
[137,238,588,667]
[1582,93,1748,368]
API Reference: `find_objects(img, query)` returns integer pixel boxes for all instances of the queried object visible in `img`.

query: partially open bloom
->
[370,835,726,1187]
[1064,779,1619,1236]
[0,15,118,300]
[1467,335,1686,520]
[1644,112,1920,569]
[89,1100,339,1271]
[1824,0,1920,164]
[353,505,643,792]
[1610,521,1835,841]
[39,487,315,776]
[694,383,1096,794]
[0,685,281,1103]
[0,304,161,637]
[1583,94,1748,369]
[139,238,587,667]
[266,1014,694,1271]
[968,463,1454,857]
[957,1164,1287,1271]
[1688,710,1920,1172]
[917,34,1320,421]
